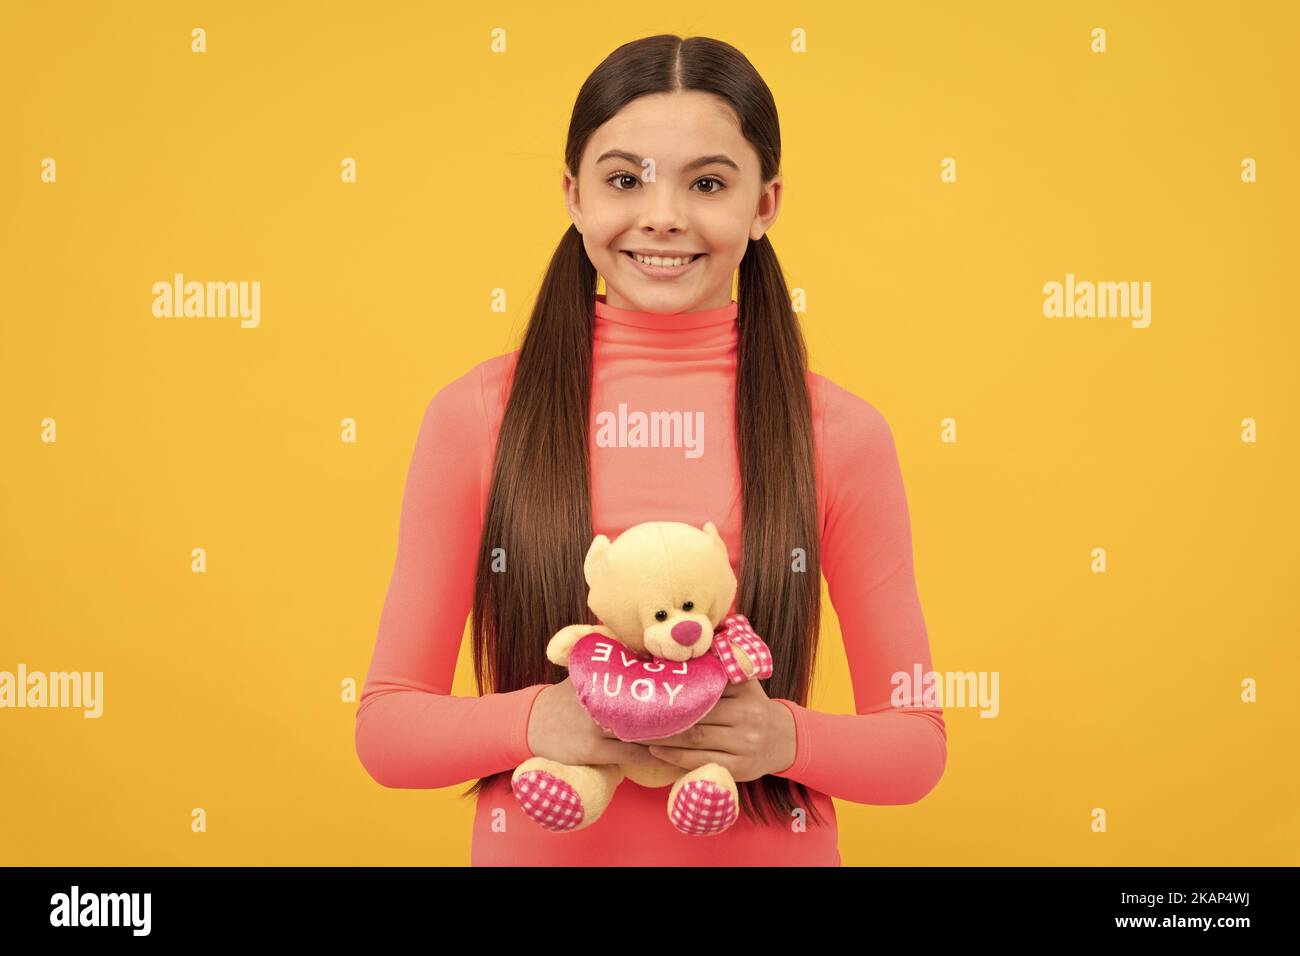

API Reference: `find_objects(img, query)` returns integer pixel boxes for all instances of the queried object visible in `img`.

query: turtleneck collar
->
[593,292,738,332]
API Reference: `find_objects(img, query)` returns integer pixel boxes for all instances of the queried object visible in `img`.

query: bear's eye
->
[654,610,668,622]
[682,601,694,611]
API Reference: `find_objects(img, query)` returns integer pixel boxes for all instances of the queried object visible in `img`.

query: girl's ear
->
[584,534,611,584]
[562,168,583,233]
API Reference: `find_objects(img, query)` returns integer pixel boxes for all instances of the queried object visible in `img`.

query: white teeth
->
[631,252,697,267]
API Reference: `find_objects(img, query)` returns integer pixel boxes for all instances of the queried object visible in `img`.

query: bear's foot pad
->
[512,769,584,831]
[669,779,738,835]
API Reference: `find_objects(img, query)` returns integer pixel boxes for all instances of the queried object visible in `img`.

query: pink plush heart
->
[567,632,727,742]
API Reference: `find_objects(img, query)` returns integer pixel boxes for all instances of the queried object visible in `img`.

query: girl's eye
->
[605,173,726,194]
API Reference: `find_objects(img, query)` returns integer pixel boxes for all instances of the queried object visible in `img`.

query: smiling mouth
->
[621,251,706,263]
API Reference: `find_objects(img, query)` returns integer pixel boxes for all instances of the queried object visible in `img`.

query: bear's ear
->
[701,522,737,622]
[702,521,729,561]
[584,534,611,584]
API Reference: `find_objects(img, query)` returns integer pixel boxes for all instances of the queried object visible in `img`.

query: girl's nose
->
[671,620,702,645]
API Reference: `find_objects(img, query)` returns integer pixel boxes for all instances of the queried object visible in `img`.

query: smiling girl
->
[355,34,946,866]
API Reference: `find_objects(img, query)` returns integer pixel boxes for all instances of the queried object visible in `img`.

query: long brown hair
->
[463,34,828,829]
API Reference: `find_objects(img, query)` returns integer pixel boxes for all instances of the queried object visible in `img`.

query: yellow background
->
[2,0,1296,866]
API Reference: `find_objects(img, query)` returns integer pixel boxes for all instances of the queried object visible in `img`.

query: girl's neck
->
[600,283,734,314]
[593,292,738,332]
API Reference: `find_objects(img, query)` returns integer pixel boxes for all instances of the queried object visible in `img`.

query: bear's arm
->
[547,624,617,666]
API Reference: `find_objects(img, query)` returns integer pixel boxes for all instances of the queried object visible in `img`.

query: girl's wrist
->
[768,698,797,776]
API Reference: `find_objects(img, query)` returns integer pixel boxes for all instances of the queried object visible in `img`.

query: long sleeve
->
[771,377,947,806]
[354,364,549,789]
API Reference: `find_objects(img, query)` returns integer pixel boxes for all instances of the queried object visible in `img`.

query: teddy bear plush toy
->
[511,520,773,836]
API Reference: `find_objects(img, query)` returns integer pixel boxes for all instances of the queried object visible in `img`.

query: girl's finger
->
[618,742,667,766]
[647,746,735,773]
[650,724,740,754]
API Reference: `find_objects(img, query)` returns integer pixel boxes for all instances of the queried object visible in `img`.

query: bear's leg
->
[666,763,740,836]
[511,758,624,833]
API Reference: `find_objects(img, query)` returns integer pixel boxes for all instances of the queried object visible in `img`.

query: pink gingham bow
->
[710,613,773,683]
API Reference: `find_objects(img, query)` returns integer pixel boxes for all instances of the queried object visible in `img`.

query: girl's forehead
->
[586,135,752,176]
[593,94,744,143]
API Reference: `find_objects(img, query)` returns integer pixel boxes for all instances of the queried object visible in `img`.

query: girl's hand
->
[640,679,797,783]
[527,676,680,770]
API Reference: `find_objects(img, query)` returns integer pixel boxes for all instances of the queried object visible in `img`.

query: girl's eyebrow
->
[595,149,740,173]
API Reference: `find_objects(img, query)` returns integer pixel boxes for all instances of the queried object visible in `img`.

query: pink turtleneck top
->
[355,292,946,865]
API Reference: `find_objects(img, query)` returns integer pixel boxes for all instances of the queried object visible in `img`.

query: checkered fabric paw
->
[512,769,584,831]
[669,779,739,835]
[711,613,774,683]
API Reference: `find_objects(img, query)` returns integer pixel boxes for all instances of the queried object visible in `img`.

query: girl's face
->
[564,91,780,314]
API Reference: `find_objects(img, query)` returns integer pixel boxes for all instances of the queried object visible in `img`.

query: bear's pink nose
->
[671,620,702,646]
